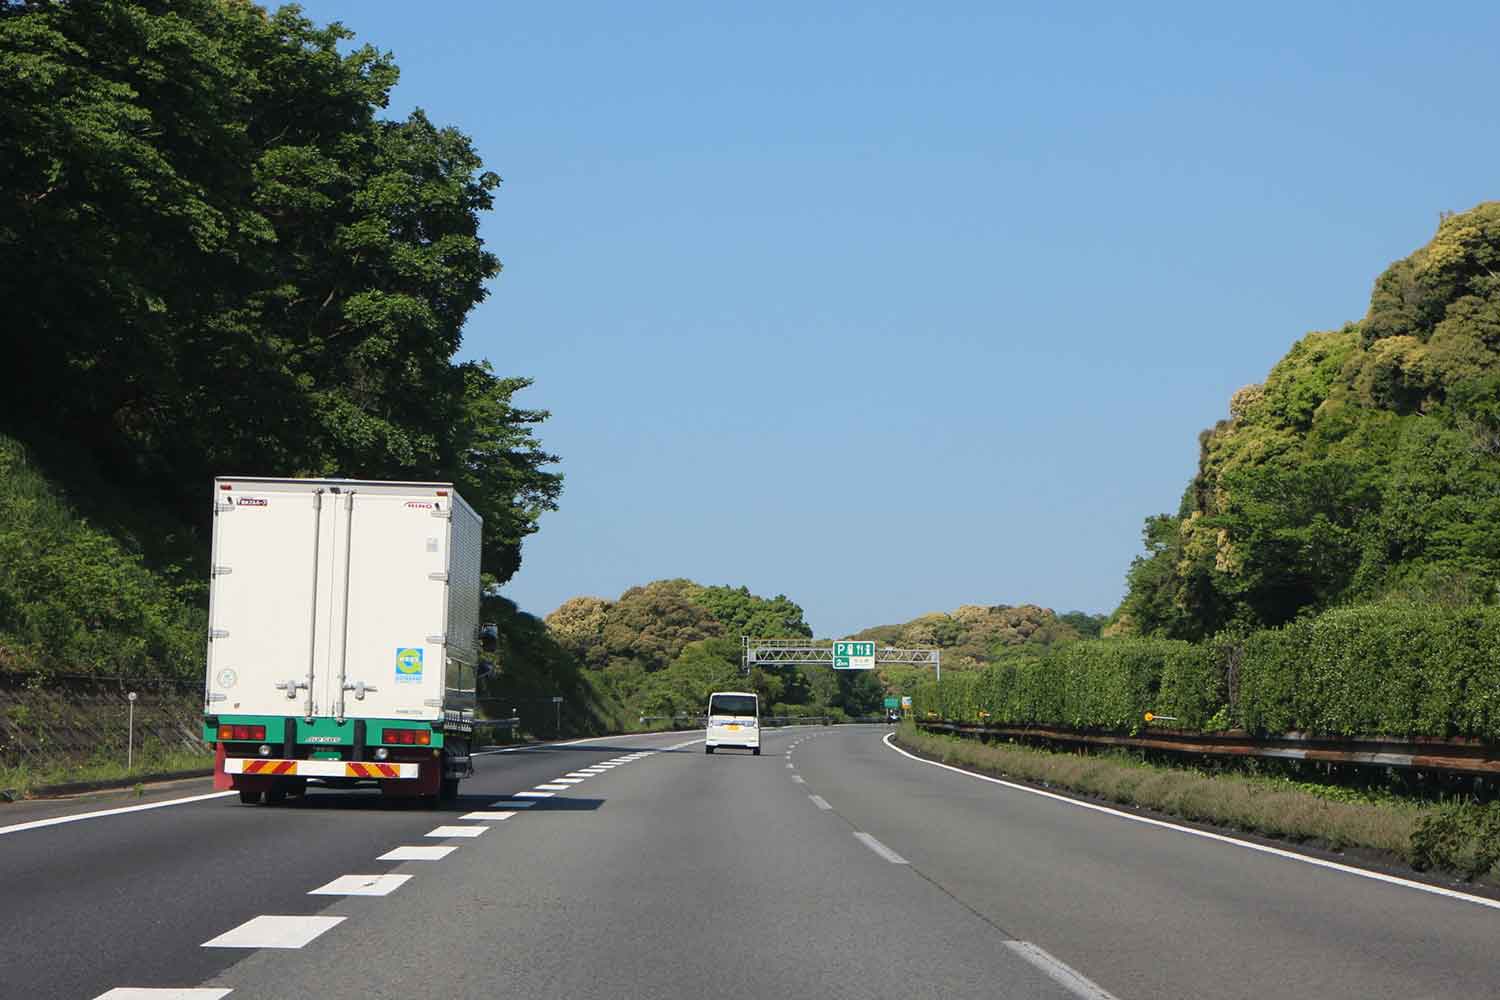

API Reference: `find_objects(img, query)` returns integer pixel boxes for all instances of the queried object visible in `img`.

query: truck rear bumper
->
[224,758,420,779]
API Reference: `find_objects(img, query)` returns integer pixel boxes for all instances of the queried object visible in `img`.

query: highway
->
[3,725,1499,999]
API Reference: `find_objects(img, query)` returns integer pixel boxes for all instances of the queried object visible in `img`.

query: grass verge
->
[896,723,1500,884]
[0,745,213,799]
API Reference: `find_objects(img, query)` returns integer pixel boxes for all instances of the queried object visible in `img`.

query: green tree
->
[0,1,558,582]
[691,585,812,639]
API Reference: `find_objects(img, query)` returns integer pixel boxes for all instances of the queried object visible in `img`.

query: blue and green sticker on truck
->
[395,646,424,684]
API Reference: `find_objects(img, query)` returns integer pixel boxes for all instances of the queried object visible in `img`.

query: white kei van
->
[704,691,760,755]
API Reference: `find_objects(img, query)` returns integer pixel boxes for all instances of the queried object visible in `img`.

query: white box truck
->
[203,477,484,805]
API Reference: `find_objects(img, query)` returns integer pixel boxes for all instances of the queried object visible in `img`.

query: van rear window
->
[709,695,756,717]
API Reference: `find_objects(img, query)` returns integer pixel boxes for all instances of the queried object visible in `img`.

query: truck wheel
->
[439,778,459,801]
[705,746,714,754]
[752,747,761,756]
[238,788,263,805]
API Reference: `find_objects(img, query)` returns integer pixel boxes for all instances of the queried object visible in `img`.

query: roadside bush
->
[1410,802,1500,878]
[1240,604,1500,739]
[0,435,204,679]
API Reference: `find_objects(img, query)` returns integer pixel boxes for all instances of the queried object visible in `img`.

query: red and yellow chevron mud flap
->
[224,758,420,779]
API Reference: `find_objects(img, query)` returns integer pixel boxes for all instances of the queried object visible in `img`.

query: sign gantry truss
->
[743,637,942,681]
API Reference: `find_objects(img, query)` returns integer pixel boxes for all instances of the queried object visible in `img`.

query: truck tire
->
[705,746,714,754]
[238,788,263,805]
[752,747,761,756]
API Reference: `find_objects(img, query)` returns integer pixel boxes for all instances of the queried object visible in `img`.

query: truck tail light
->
[382,728,431,745]
[217,724,266,741]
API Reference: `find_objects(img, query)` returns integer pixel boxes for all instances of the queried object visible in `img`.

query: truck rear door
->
[328,489,448,723]
[207,484,333,717]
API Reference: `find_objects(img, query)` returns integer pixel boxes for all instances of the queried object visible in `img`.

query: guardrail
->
[916,719,1500,778]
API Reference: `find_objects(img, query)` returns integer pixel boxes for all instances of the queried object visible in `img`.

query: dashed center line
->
[791,775,806,784]
[1004,942,1120,1000]
[853,832,908,864]
[809,795,832,810]
[378,845,457,861]
[463,811,516,820]
[202,915,344,949]
[534,784,570,791]
[95,990,233,999]
[425,825,488,838]
[309,874,411,897]
[513,791,553,799]
[552,778,585,784]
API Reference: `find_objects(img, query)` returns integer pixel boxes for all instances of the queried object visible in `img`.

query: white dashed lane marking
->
[309,874,411,897]
[553,778,585,784]
[202,915,344,949]
[462,811,516,820]
[491,799,537,807]
[1004,942,1121,1000]
[513,791,554,799]
[791,775,805,784]
[425,825,488,838]
[853,832,909,865]
[378,845,458,861]
[94,991,233,999]
[534,784,570,791]
[809,795,832,810]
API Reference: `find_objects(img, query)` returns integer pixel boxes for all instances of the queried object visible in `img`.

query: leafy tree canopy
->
[0,0,558,582]
[1118,203,1500,637]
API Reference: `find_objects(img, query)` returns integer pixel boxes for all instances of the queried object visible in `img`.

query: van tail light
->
[218,724,266,741]
[382,728,431,746]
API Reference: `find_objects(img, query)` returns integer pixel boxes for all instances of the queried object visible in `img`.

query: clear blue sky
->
[298,1,1499,636]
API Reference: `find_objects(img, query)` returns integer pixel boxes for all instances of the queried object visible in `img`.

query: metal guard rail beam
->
[917,720,1500,777]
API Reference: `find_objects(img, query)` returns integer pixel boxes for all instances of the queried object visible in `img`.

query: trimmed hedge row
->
[910,604,1500,741]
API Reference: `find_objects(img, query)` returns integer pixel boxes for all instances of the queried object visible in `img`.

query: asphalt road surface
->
[3,725,1498,999]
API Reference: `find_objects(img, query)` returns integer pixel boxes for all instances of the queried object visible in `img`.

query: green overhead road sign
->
[833,641,876,670]
[883,697,900,709]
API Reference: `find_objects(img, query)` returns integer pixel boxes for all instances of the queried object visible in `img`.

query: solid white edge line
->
[809,794,832,810]
[791,775,806,784]
[1004,941,1119,1000]
[0,790,238,837]
[881,732,1500,913]
[853,831,909,864]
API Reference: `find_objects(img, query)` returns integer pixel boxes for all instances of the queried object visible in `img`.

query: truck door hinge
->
[343,681,378,701]
[212,565,233,577]
[428,571,448,582]
[426,634,446,645]
[430,509,451,520]
[209,628,230,640]
[274,678,309,699]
